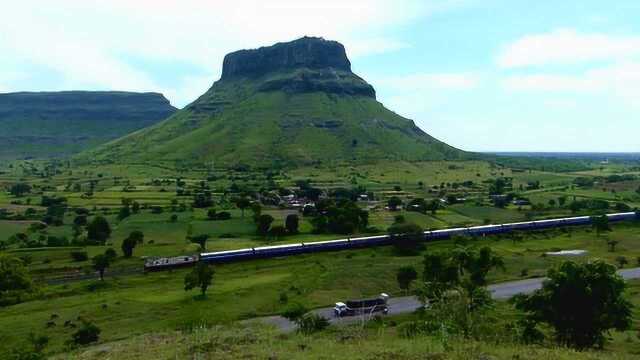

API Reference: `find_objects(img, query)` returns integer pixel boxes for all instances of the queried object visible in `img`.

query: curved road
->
[257,267,640,332]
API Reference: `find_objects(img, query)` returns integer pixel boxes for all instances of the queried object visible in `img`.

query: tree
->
[310,200,369,235]
[269,225,287,240]
[558,196,567,207]
[0,255,35,306]
[235,197,251,218]
[466,246,505,287]
[282,303,309,330]
[128,230,144,245]
[257,214,274,236]
[184,262,214,297]
[387,196,403,211]
[121,237,137,258]
[92,254,111,281]
[616,256,628,268]
[250,202,262,222]
[607,239,619,252]
[420,247,504,300]
[514,260,632,349]
[591,215,611,237]
[285,214,299,234]
[190,234,209,251]
[104,248,117,261]
[117,205,131,221]
[396,266,418,294]
[421,252,460,299]
[207,208,217,220]
[9,183,31,197]
[87,216,111,244]
[426,200,440,215]
[388,223,424,255]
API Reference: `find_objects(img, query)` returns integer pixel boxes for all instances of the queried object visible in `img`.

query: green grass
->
[52,320,640,359]
[80,76,470,167]
[3,221,640,357]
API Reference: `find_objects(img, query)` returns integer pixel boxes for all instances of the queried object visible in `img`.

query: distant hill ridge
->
[0,91,176,159]
[81,37,470,167]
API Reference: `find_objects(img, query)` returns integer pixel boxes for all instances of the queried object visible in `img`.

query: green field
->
[2,158,640,358]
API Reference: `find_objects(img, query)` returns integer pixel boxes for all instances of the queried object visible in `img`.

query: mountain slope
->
[83,37,468,167]
[0,91,176,159]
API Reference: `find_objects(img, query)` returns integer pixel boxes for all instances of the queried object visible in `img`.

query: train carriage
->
[147,212,639,269]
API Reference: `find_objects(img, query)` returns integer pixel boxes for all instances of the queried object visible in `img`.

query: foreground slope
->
[84,37,468,167]
[0,91,176,159]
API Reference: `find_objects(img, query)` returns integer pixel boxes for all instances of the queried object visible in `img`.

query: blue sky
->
[1,0,639,152]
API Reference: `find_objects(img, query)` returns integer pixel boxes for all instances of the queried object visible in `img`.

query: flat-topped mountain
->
[222,37,352,78]
[83,37,468,167]
[0,91,176,159]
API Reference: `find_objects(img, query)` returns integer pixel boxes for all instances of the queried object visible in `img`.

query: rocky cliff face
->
[216,37,375,98]
[221,37,352,79]
[0,91,177,159]
[0,91,176,122]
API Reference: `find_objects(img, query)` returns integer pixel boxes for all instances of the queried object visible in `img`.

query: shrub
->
[297,314,330,335]
[104,248,117,261]
[150,206,163,214]
[71,320,100,345]
[70,251,88,262]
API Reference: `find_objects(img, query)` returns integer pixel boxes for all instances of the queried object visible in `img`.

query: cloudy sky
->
[1,0,639,152]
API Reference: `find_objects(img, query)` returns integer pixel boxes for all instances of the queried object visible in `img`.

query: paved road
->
[257,267,640,332]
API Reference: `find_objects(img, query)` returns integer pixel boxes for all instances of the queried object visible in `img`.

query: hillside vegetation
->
[0,91,176,159]
[81,37,468,167]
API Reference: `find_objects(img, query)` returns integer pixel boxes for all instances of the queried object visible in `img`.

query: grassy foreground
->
[54,320,638,360]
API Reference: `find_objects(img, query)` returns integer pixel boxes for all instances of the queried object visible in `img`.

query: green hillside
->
[0,91,176,159]
[82,37,469,167]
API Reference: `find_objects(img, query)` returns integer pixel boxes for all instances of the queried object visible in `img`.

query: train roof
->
[350,235,388,241]
[201,248,253,256]
[254,243,304,251]
[303,239,350,246]
[468,224,500,230]
[431,227,467,234]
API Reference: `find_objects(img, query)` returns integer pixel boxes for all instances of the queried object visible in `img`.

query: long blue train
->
[145,212,638,270]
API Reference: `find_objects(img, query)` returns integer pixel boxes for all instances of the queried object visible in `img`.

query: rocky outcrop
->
[0,91,176,122]
[222,37,351,79]
[218,37,375,98]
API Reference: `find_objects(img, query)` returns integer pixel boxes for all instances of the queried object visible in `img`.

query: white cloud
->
[0,0,460,106]
[344,38,411,58]
[502,62,640,104]
[498,29,640,68]
[375,72,480,91]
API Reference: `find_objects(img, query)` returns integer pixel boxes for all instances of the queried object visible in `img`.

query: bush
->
[398,321,422,339]
[213,211,231,220]
[70,251,88,262]
[297,314,330,335]
[282,303,308,321]
[0,255,35,307]
[104,248,117,261]
[150,206,164,214]
[71,320,100,345]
